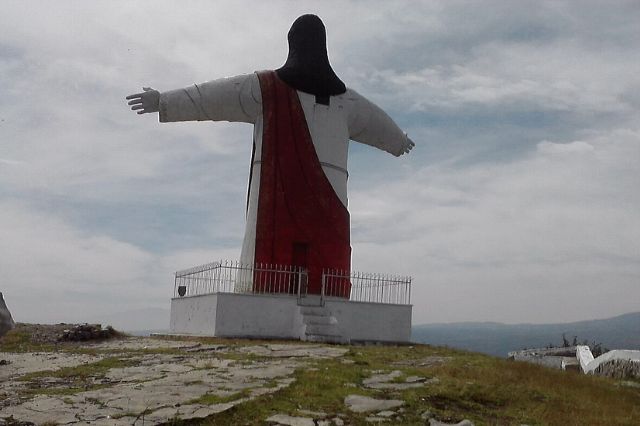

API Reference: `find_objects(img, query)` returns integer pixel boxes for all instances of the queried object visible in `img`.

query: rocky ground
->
[1,324,639,425]
[0,337,347,425]
[0,325,459,425]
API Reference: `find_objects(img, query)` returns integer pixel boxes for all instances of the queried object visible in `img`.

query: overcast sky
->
[1,1,638,327]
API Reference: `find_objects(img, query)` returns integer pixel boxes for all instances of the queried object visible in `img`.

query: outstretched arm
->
[347,90,415,157]
[125,74,262,124]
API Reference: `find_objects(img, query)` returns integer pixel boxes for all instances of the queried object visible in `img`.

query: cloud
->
[0,200,236,323]
[350,128,640,323]
[0,200,154,321]
[537,140,594,155]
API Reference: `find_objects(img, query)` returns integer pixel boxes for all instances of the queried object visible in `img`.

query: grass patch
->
[199,344,640,425]
[20,356,138,382]
[22,386,89,398]
[0,329,57,353]
[199,357,378,425]
[16,356,140,398]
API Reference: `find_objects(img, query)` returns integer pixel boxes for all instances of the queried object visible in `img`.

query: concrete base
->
[170,292,412,344]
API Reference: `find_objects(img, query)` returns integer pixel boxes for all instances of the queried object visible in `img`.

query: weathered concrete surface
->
[240,343,348,358]
[2,356,294,422]
[577,345,640,378]
[0,352,103,381]
[0,338,347,425]
[344,395,404,413]
[576,345,595,372]
[87,336,213,351]
[429,419,475,426]
[0,293,15,338]
[266,414,316,426]
[170,293,413,343]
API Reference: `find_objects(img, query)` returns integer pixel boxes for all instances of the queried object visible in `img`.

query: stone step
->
[305,323,339,336]
[298,304,347,344]
[299,306,329,316]
[297,296,323,307]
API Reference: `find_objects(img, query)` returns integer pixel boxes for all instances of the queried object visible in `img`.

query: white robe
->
[159,72,410,269]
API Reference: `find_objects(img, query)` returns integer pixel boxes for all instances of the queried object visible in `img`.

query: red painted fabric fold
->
[254,70,351,297]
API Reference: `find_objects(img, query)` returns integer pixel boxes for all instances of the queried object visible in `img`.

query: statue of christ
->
[126,15,414,296]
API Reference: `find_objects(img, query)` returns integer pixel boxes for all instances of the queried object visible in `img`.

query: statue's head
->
[277,14,346,99]
[287,14,327,55]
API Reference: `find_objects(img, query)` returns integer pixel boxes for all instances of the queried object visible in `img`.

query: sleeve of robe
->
[158,74,262,124]
[347,89,411,157]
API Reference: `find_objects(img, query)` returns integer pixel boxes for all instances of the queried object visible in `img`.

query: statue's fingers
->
[131,104,144,111]
[137,110,146,114]
[405,140,415,152]
[127,99,143,106]
[125,92,145,100]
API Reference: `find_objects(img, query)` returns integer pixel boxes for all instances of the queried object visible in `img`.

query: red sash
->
[254,71,351,297]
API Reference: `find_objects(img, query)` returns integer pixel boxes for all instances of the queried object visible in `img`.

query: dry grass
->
[196,344,640,425]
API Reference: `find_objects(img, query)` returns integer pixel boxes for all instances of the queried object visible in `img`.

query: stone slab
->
[0,351,103,381]
[344,395,404,413]
[267,414,316,426]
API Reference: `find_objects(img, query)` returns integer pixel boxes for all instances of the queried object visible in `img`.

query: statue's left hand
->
[401,136,415,155]
[126,87,160,114]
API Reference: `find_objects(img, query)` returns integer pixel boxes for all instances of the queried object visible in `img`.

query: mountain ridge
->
[412,311,640,357]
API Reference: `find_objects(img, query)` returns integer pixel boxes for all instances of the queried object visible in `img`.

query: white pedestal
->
[170,292,412,343]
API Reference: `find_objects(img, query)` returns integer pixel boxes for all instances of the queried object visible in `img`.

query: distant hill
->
[412,312,640,357]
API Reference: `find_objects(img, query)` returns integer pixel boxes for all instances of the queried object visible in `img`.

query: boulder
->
[0,292,16,337]
[58,323,120,342]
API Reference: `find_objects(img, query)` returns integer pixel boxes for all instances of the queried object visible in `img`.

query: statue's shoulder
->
[334,88,370,114]
[339,87,365,102]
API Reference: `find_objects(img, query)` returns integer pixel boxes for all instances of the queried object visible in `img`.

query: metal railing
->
[174,260,307,298]
[174,260,412,305]
[322,269,412,305]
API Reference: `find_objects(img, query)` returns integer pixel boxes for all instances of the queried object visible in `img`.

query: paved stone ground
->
[0,335,474,425]
[0,352,104,381]
[0,337,354,425]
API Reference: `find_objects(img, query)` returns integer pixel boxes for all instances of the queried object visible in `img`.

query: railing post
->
[297,268,302,299]
[321,272,326,306]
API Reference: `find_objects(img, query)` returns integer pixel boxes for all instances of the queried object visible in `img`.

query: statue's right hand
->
[126,87,160,114]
